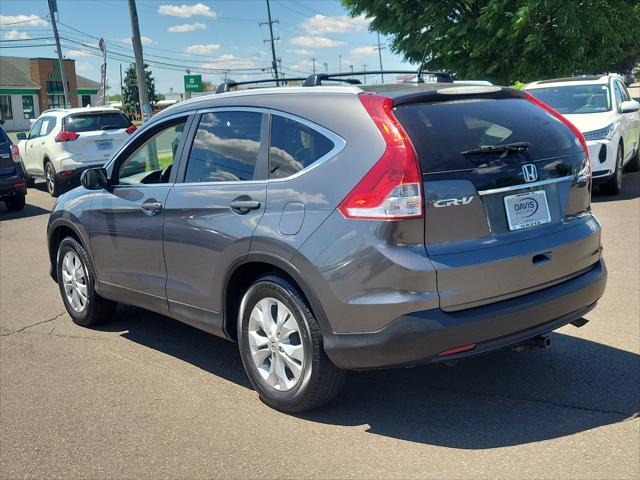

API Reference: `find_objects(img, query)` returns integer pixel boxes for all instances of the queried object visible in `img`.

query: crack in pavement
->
[0,311,67,337]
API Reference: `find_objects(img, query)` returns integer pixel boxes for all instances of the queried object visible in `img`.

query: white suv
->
[525,75,640,195]
[17,107,136,196]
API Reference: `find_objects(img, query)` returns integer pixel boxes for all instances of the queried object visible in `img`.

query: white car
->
[525,75,640,195]
[16,107,136,196]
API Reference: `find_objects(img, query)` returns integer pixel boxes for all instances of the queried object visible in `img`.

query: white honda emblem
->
[522,164,538,182]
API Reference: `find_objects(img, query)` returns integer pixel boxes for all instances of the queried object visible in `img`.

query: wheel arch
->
[222,252,332,342]
[47,219,88,283]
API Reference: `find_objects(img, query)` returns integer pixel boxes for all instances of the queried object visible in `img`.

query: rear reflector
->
[14,182,26,188]
[338,94,423,220]
[55,130,79,142]
[126,125,137,135]
[438,343,477,357]
[10,144,20,162]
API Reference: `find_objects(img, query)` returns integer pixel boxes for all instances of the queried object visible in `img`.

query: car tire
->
[600,143,623,195]
[56,236,117,327]
[45,161,62,197]
[238,274,345,412]
[625,136,640,172]
[4,192,25,211]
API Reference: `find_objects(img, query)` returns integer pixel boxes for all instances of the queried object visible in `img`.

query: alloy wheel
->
[46,163,55,194]
[247,297,305,391]
[61,250,88,313]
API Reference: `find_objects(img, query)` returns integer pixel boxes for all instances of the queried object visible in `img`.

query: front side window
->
[0,96,13,120]
[117,120,186,185]
[269,115,334,179]
[185,111,263,183]
[22,96,34,119]
[28,118,44,139]
[613,81,624,106]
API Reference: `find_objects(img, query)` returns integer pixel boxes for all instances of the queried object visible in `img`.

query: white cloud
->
[120,36,154,45]
[350,46,378,59]
[301,14,368,35]
[201,54,254,70]
[291,36,346,48]
[65,49,93,58]
[2,30,31,40]
[288,49,314,56]
[158,3,216,18]
[168,22,206,32]
[290,59,315,72]
[0,14,47,27]
[185,43,220,55]
[75,62,93,72]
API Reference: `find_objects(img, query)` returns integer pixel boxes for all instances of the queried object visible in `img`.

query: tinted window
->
[395,98,580,174]
[64,112,130,132]
[185,111,263,183]
[269,115,334,179]
[117,120,186,185]
[527,84,611,114]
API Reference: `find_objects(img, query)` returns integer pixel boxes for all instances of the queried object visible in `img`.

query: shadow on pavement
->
[591,171,639,202]
[99,305,639,449]
[0,201,50,220]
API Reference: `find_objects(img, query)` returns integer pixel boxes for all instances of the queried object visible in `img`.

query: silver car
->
[47,76,607,412]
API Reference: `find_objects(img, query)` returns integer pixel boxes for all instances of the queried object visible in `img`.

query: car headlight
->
[583,123,616,141]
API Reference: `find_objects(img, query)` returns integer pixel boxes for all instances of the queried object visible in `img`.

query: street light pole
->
[127,0,151,122]
[339,54,342,73]
[47,0,71,108]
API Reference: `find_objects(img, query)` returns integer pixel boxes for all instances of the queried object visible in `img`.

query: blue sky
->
[0,0,415,94]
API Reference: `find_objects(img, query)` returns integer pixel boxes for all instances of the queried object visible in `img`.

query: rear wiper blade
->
[461,142,531,155]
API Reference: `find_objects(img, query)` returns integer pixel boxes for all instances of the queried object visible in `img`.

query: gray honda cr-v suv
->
[48,76,607,412]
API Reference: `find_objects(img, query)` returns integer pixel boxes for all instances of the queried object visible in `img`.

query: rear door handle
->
[230,200,261,211]
[141,200,163,216]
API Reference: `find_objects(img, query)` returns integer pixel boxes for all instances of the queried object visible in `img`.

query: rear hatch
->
[0,128,15,176]
[62,111,132,165]
[394,90,599,311]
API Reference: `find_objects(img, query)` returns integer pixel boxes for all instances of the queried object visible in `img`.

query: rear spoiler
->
[391,86,524,106]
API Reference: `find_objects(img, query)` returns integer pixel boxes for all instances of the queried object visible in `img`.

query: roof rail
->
[216,77,308,94]
[302,70,453,86]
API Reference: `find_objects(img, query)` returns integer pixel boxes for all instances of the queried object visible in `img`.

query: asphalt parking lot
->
[1,176,639,479]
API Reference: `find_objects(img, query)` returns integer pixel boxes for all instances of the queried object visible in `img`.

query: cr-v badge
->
[433,196,474,207]
[522,163,538,182]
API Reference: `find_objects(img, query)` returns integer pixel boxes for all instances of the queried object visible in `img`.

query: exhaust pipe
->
[512,335,551,352]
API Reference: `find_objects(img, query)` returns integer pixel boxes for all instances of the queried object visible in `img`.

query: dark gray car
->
[47,81,607,412]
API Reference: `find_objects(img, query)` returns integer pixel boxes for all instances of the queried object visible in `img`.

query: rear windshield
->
[394,98,581,174]
[64,112,130,132]
[526,84,611,114]
[0,128,9,145]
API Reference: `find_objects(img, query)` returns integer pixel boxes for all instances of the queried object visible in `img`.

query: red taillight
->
[10,144,20,162]
[126,124,137,135]
[338,93,423,220]
[55,130,79,142]
[14,182,26,188]
[438,343,477,357]
[525,92,590,163]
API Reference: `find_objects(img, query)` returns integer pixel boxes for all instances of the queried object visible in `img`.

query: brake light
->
[55,130,79,142]
[10,144,20,162]
[126,125,137,135]
[338,94,423,220]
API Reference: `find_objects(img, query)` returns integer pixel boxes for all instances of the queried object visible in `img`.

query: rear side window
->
[269,115,334,179]
[64,112,130,132]
[394,98,581,174]
[185,111,263,183]
[0,128,9,145]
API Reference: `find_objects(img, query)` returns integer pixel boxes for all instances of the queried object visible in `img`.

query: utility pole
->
[323,62,328,73]
[127,0,151,122]
[119,63,123,96]
[339,54,342,73]
[312,58,316,74]
[350,65,354,73]
[184,68,191,100]
[260,0,280,86]
[377,32,385,83]
[363,64,367,85]
[47,0,71,108]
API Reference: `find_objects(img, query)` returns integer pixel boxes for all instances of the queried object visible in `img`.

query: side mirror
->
[80,167,109,190]
[619,100,640,114]
[16,132,27,141]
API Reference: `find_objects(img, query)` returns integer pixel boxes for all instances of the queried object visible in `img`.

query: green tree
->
[342,0,640,84]
[122,63,158,114]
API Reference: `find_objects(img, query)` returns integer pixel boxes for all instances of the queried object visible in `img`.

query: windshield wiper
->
[461,142,531,155]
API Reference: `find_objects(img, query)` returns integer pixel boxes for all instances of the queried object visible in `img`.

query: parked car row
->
[0,126,27,211]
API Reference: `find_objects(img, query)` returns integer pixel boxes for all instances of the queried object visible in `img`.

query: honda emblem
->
[522,164,538,183]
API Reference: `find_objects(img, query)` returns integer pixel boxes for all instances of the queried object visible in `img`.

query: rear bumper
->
[55,164,97,189]
[0,173,27,197]
[324,259,607,370]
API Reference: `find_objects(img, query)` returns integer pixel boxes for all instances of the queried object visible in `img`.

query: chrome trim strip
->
[477,175,574,196]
